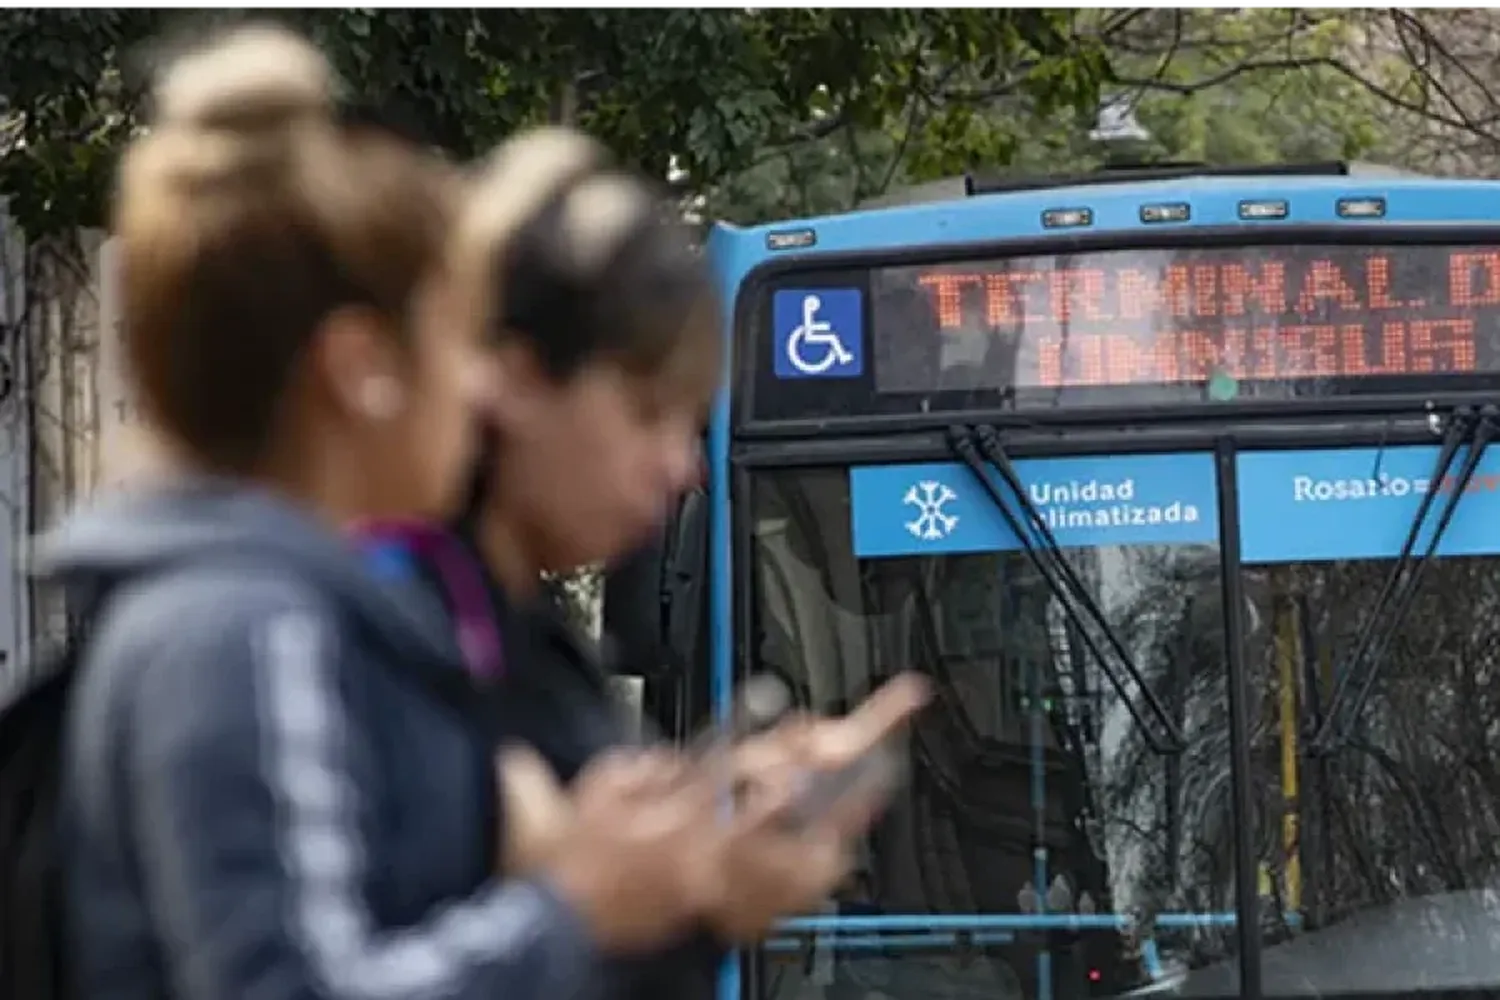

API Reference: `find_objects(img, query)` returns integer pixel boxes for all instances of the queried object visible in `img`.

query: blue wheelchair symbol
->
[772,289,863,380]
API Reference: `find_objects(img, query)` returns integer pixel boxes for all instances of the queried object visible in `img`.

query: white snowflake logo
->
[903,480,959,540]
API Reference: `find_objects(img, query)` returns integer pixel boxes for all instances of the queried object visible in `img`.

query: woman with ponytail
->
[354,127,929,999]
[46,27,741,1000]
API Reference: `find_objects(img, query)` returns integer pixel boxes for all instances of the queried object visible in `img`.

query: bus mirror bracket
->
[601,486,708,681]
[662,487,709,678]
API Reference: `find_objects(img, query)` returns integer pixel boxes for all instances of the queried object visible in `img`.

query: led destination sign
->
[869,244,1500,394]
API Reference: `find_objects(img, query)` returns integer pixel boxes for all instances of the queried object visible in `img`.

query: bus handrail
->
[775,911,1297,934]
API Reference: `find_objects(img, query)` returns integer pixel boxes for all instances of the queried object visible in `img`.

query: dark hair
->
[448,128,721,526]
[116,24,458,473]
[451,127,721,391]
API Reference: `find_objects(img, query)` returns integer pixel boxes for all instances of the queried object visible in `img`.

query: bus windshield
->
[745,437,1500,999]
[749,453,1234,1000]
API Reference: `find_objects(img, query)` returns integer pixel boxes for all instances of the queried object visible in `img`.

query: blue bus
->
[604,162,1500,1000]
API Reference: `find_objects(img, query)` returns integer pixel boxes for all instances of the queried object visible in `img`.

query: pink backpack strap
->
[349,519,504,679]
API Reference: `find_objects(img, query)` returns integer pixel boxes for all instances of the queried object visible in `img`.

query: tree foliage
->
[0,9,1107,240]
[9,9,1500,239]
[705,8,1500,224]
[11,9,1500,240]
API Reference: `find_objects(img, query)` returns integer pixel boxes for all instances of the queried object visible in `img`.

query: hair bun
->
[458,127,611,260]
[554,173,654,277]
[154,24,332,135]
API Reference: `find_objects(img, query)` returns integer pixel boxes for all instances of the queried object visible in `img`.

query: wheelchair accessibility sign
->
[772,288,863,379]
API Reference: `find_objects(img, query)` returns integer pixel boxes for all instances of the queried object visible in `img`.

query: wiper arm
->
[973,426,1189,754]
[1310,406,1495,755]
[948,425,1187,754]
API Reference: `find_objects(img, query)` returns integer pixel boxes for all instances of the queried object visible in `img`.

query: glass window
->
[748,465,1235,1000]
[1230,440,1500,997]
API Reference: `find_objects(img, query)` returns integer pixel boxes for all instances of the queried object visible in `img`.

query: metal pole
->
[1030,659,1052,1000]
[1216,437,1263,1000]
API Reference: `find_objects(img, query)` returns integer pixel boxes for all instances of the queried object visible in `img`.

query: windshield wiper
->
[1309,406,1495,755]
[948,424,1187,754]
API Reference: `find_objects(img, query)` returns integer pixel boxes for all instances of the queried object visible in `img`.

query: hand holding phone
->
[720,672,926,825]
[686,673,793,761]
[496,745,726,952]
[782,737,907,831]
[697,674,928,942]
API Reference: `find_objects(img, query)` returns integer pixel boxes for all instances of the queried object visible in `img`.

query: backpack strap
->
[349,519,504,679]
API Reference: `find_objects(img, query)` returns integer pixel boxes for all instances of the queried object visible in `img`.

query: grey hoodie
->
[40,480,603,1000]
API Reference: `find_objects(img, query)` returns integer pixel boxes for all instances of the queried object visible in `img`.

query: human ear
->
[312,307,408,422]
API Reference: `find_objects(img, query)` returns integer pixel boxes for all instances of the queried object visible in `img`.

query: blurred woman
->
[44,26,746,1000]
[355,127,928,998]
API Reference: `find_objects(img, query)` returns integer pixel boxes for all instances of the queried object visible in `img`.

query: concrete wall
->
[0,227,143,696]
[0,213,29,693]
[93,236,160,491]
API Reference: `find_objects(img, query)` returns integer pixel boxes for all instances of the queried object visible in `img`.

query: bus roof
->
[706,168,1500,289]
[859,161,1433,208]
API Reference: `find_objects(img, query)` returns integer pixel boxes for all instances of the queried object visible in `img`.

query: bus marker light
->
[766,228,816,251]
[1140,202,1190,224]
[1238,198,1290,220]
[1042,207,1093,229]
[1337,196,1387,219]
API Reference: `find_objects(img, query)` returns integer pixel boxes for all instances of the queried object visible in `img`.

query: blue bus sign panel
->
[771,288,864,380]
[1238,445,1500,564]
[849,453,1219,559]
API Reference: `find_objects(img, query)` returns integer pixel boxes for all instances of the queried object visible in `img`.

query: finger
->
[496,746,567,812]
[728,725,812,783]
[624,751,696,798]
[799,834,856,905]
[810,674,930,764]
[728,734,823,816]
[746,831,853,917]
[732,766,811,815]
[618,752,723,825]
[769,709,817,734]
[495,747,572,869]
[581,747,685,798]
[843,674,930,741]
[632,777,723,846]
[697,713,812,793]
[728,765,809,833]
[750,741,904,839]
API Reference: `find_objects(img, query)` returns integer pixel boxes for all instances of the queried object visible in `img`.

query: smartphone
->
[692,675,909,829]
[783,739,908,830]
